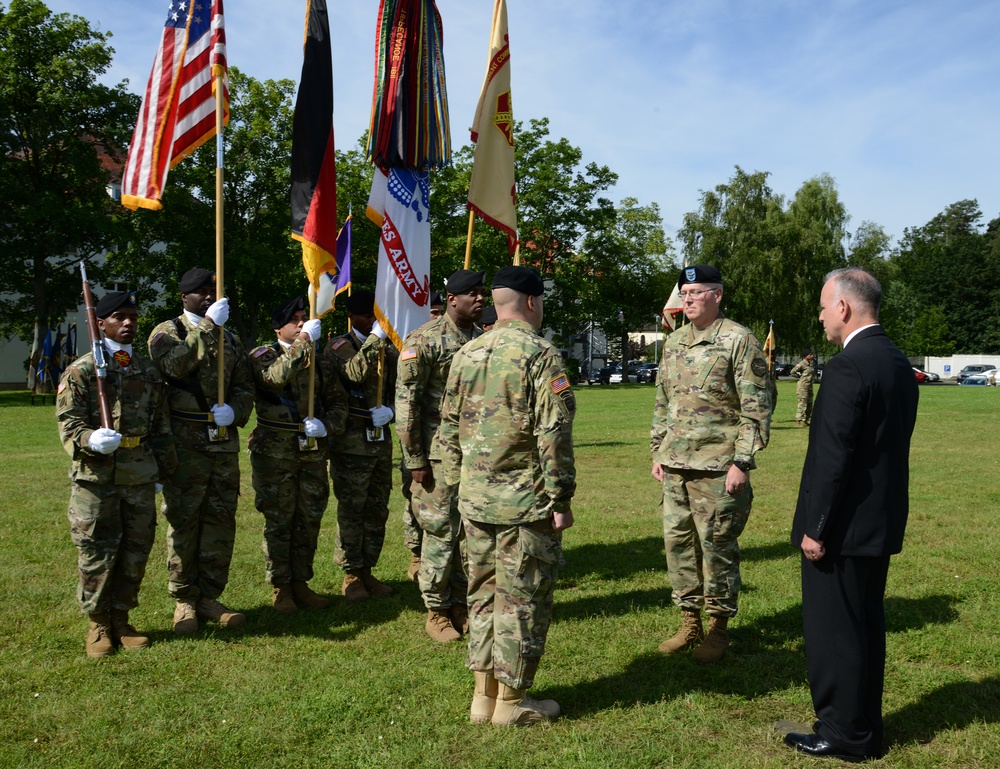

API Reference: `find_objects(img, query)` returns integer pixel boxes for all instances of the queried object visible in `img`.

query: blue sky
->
[46,0,1000,247]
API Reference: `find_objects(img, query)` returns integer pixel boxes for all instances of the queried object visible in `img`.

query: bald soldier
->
[650,264,771,663]
[148,268,255,635]
[396,269,484,642]
[57,291,177,657]
[438,266,576,726]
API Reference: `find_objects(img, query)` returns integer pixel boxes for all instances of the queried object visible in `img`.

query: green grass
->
[1,381,998,768]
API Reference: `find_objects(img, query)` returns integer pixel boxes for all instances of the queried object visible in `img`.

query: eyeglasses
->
[678,288,718,300]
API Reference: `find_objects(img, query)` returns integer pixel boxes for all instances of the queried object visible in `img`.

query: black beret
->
[430,291,446,307]
[479,305,498,326]
[272,296,306,328]
[179,268,215,293]
[677,264,722,286]
[445,269,486,295]
[493,265,544,297]
[346,289,376,315]
[96,290,138,319]
[802,348,814,357]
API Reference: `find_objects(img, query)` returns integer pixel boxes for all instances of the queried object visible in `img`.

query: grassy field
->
[1,381,998,768]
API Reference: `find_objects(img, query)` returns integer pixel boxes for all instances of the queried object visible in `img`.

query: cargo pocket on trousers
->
[512,526,559,604]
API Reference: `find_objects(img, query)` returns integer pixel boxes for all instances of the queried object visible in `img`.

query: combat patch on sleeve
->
[150,331,165,348]
[751,357,767,377]
[551,373,575,413]
[401,347,417,361]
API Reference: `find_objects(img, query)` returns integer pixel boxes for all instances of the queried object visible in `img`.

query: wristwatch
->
[732,460,751,473]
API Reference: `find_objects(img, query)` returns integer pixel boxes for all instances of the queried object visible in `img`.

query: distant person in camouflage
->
[248,296,347,615]
[650,264,771,663]
[148,268,255,635]
[326,290,398,602]
[439,266,576,726]
[396,270,484,642]
[791,349,818,426]
[478,304,497,332]
[56,291,177,657]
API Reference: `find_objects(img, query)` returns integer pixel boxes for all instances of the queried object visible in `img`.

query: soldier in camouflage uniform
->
[56,291,177,657]
[790,349,818,426]
[396,270,484,642]
[650,265,771,664]
[438,266,576,726]
[147,268,255,635]
[326,290,398,601]
[248,296,348,615]
[399,291,446,581]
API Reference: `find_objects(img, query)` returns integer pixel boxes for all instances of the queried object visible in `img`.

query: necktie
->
[113,350,131,368]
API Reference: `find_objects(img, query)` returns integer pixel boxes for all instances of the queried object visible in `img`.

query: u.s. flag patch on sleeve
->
[550,374,570,394]
[401,348,417,361]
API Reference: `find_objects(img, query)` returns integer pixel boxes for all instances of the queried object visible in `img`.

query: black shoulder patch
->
[751,358,767,377]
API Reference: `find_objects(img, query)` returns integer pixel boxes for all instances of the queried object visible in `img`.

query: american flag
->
[121,0,228,211]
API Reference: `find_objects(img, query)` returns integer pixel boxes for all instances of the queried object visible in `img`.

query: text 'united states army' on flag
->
[121,0,228,211]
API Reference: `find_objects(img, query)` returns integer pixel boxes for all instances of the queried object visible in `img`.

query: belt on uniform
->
[118,434,148,449]
[170,408,213,423]
[256,416,304,433]
[348,406,373,425]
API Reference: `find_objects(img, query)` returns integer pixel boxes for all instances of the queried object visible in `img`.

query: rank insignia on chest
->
[550,374,570,394]
[401,348,417,361]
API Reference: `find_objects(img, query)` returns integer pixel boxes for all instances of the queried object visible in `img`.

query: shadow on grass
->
[545,593,962,717]
[0,390,51,408]
[885,676,1000,747]
[574,440,638,449]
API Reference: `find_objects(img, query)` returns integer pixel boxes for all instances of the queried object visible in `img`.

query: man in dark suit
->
[783,268,918,763]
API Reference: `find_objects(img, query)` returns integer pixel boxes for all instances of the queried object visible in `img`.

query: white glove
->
[303,417,327,438]
[370,405,394,428]
[88,427,122,455]
[205,297,230,326]
[301,319,322,342]
[371,320,387,340]
[155,483,164,495]
[211,403,235,427]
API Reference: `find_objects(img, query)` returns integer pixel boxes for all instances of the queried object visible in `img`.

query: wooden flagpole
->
[214,72,227,439]
[464,209,475,269]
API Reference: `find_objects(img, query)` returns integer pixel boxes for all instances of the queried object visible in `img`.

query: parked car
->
[959,368,998,386]
[957,364,996,383]
[774,363,793,378]
[587,366,615,385]
[608,365,638,384]
[912,367,940,383]
[635,363,659,384]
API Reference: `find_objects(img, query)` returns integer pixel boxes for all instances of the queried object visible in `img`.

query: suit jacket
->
[792,326,918,557]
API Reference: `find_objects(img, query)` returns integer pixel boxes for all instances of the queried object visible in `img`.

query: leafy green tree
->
[0,0,138,349]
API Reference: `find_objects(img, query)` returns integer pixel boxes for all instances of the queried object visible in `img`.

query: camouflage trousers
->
[67,480,156,614]
[796,384,814,423]
[161,447,239,602]
[251,453,329,585]
[400,466,423,554]
[661,468,752,617]
[330,450,392,571]
[411,461,467,610]
[464,517,561,690]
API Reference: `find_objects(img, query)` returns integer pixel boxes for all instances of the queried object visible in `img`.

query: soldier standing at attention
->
[248,296,347,615]
[326,290,398,602]
[148,268,255,635]
[57,291,177,657]
[790,348,818,427]
[438,266,576,726]
[650,265,771,663]
[396,270,484,642]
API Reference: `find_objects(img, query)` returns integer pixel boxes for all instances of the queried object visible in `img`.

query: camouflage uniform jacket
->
[248,337,348,462]
[651,315,771,471]
[326,332,398,457]
[791,357,818,386]
[147,314,255,453]
[56,349,177,485]
[395,313,479,470]
[437,319,576,524]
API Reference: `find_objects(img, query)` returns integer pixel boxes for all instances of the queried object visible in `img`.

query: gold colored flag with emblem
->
[468,0,517,253]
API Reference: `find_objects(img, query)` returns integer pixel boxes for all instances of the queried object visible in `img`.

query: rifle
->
[80,262,113,429]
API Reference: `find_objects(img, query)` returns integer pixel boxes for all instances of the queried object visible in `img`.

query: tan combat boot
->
[273,585,298,615]
[111,609,150,649]
[407,552,421,582]
[425,608,461,643]
[360,568,394,597]
[491,682,560,727]
[292,580,330,609]
[196,597,246,628]
[450,603,469,635]
[86,612,115,658]
[692,615,730,663]
[658,609,704,654]
[173,600,199,636]
[470,671,499,724]
[342,571,370,602]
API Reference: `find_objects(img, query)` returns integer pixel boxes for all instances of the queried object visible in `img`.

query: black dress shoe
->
[783,732,870,763]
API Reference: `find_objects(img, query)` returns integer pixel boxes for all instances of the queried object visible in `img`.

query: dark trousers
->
[801,553,891,757]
